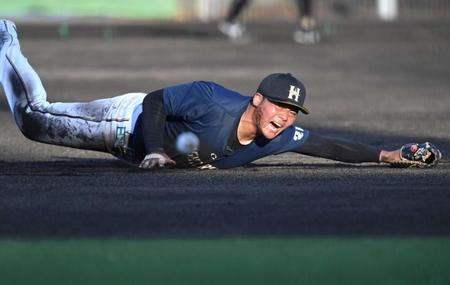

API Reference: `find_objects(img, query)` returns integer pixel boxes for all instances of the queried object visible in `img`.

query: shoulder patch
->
[293,126,305,141]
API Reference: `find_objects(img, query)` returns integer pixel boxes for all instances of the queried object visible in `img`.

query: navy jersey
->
[156,81,310,168]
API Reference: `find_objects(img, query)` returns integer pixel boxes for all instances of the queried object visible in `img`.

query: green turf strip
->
[1,238,449,285]
[0,0,177,19]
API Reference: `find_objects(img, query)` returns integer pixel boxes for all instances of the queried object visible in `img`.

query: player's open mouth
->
[270,121,283,130]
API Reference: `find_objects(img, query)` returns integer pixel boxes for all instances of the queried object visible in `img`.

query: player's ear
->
[252,92,264,107]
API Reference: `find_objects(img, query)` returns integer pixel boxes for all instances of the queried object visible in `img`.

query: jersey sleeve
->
[272,125,311,154]
[211,126,310,169]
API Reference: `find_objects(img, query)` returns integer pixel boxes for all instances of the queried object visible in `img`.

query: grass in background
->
[0,0,177,19]
[1,238,449,285]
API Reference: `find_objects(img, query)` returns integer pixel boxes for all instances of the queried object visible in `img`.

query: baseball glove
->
[390,142,442,168]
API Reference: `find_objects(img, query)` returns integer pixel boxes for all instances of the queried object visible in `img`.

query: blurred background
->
[1,0,450,22]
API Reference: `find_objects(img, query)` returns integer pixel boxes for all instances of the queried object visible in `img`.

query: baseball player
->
[218,0,320,44]
[0,20,441,169]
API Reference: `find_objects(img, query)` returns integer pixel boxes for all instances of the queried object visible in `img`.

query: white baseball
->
[176,132,200,154]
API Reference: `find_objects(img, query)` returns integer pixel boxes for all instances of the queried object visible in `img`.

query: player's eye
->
[288,110,298,117]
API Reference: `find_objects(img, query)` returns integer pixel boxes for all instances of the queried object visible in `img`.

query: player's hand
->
[139,152,176,169]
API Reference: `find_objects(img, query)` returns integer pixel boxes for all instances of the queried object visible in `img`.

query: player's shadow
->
[245,162,385,169]
[0,158,133,176]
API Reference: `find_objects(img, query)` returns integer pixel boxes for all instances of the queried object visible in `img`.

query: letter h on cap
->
[288,85,301,102]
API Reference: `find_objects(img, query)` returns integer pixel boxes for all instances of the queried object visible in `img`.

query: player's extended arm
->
[298,132,381,163]
[139,89,175,169]
[298,132,441,167]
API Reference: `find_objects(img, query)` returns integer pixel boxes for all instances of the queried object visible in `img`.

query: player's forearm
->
[141,89,167,154]
[379,149,401,163]
[298,132,381,163]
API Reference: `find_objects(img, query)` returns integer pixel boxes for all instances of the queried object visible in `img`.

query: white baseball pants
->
[0,20,145,162]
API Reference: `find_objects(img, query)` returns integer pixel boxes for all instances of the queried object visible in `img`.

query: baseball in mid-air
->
[176,132,200,154]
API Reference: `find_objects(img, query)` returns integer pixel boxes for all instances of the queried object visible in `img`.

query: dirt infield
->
[0,20,449,238]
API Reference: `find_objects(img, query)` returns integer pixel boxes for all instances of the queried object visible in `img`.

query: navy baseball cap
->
[257,73,309,114]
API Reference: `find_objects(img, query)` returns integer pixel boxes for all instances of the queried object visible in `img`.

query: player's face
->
[254,97,298,140]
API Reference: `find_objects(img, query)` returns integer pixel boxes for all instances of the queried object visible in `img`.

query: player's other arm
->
[296,132,441,167]
[297,132,382,163]
[139,89,175,169]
